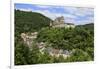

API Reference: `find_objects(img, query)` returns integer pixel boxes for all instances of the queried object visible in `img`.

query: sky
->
[15,3,94,25]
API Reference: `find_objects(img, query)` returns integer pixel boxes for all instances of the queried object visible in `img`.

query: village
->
[20,16,75,59]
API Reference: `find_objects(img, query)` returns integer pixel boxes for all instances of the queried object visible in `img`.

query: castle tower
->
[59,16,64,24]
[53,16,65,25]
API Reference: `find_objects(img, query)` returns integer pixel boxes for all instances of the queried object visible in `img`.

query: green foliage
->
[15,41,30,65]
[38,52,53,63]
[15,10,52,34]
[37,24,94,62]
[28,45,39,64]
[15,10,53,65]
[15,41,40,65]
[37,25,94,50]
[69,49,92,61]
[15,9,94,65]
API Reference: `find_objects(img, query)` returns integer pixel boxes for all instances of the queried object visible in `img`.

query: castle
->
[50,16,75,28]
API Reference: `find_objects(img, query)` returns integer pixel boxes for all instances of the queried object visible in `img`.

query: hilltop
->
[15,10,52,34]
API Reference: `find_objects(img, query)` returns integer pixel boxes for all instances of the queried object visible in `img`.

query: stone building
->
[41,46,71,58]
[50,16,75,28]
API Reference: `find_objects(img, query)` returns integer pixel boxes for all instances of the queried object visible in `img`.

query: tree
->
[27,41,40,64]
[15,41,30,65]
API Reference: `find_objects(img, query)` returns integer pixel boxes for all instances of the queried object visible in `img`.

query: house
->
[50,16,75,28]
[41,46,71,58]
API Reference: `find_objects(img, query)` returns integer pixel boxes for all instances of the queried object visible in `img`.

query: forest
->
[15,10,94,65]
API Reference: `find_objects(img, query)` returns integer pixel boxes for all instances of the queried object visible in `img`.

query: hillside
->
[15,10,52,34]
[77,23,94,30]
[15,10,94,65]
